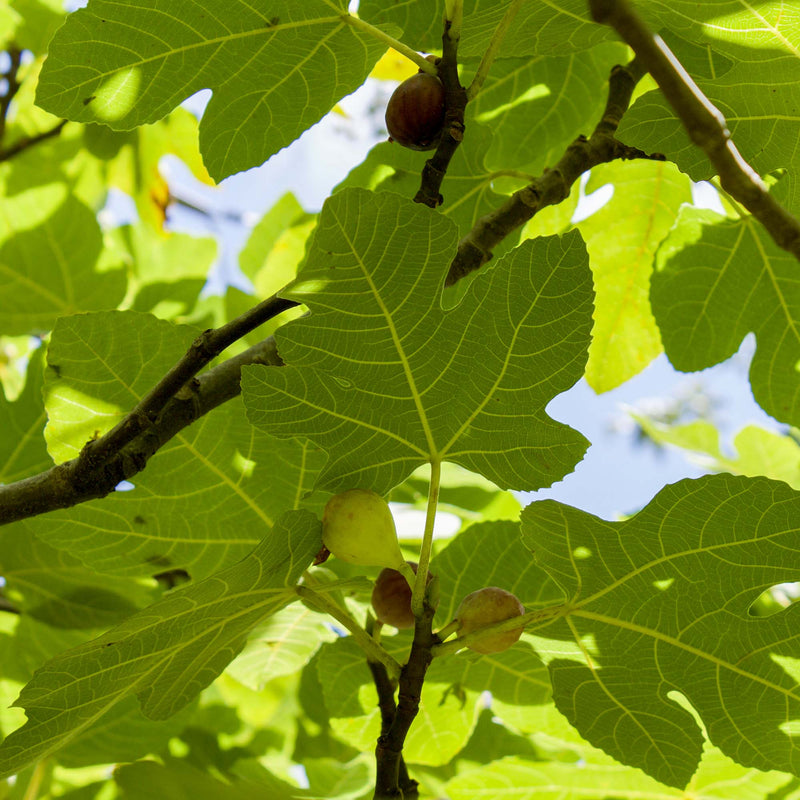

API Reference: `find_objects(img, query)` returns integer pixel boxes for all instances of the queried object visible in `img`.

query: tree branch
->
[75,295,298,474]
[0,120,68,163]
[0,46,22,142]
[373,602,436,799]
[446,57,653,285]
[0,301,293,525]
[588,0,800,260]
[413,19,468,208]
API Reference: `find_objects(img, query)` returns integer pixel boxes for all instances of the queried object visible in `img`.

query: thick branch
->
[0,294,297,525]
[446,57,652,285]
[0,335,283,525]
[588,0,800,259]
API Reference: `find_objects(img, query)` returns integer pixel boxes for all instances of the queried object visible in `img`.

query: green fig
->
[455,586,525,654]
[322,488,406,570]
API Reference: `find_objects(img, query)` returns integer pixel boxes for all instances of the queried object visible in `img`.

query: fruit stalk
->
[410,459,441,619]
[296,585,401,680]
[444,0,463,40]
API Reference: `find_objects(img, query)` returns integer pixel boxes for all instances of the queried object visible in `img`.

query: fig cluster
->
[385,71,446,151]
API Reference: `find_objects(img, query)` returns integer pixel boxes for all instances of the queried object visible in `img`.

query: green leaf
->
[0,193,126,336]
[36,310,327,577]
[652,208,800,426]
[239,193,307,283]
[0,521,155,628]
[0,348,50,485]
[578,160,692,392]
[115,758,300,800]
[521,473,800,787]
[35,1,391,181]
[360,0,615,58]
[434,520,563,626]
[472,44,628,175]
[36,398,325,578]
[0,510,321,778]
[636,417,800,490]
[446,747,794,800]
[107,224,217,320]
[8,0,64,55]
[56,696,195,769]
[242,188,592,494]
[620,56,800,212]
[226,603,337,690]
[43,311,199,462]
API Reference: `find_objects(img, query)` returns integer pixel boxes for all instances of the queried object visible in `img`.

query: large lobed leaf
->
[0,510,321,778]
[36,0,390,181]
[652,209,800,427]
[521,473,800,787]
[243,188,593,494]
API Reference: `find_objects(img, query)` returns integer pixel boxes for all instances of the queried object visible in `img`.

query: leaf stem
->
[342,13,436,75]
[445,0,464,41]
[22,758,49,800]
[296,585,401,680]
[466,0,524,101]
[411,459,441,618]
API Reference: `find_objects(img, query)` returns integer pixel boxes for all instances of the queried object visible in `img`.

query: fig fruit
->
[322,488,405,570]
[385,72,445,151]
[371,561,434,629]
[455,587,525,654]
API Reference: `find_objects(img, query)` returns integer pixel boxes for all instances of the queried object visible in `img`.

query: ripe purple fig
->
[371,561,433,629]
[455,587,525,654]
[385,72,446,151]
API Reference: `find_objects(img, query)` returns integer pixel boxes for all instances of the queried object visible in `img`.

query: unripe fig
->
[385,72,445,151]
[371,561,434,629]
[455,587,525,654]
[322,488,405,570]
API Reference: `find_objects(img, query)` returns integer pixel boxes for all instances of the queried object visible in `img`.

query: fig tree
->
[385,71,446,151]
[455,586,525,654]
[322,488,406,570]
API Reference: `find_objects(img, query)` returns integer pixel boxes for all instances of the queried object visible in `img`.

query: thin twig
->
[75,294,298,473]
[0,120,68,162]
[588,0,800,260]
[0,594,21,615]
[446,57,653,285]
[0,46,22,142]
